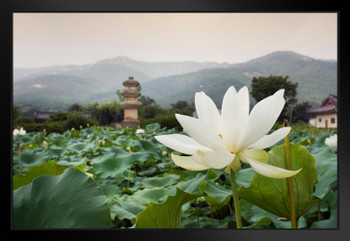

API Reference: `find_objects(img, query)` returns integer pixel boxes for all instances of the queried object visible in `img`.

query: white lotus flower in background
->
[13,127,26,136]
[136,128,145,134]
[325,134,337,147]
[155,86,301,178]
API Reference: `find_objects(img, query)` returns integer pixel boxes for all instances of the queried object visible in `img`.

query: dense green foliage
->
[47,112,71,122]
[13,104,21,121]
[22,123,65,134]
[141,113,181,130]
[139,100,194,130]
[12,123,337,229]
[68,103,84,112]
[87,100,123,125]
[251,75,313,123]
[18,111,96,134]
[64,113,97,130]
[13,97,195,134]
[291,102,312,123]
[14,116,34,127]
[251,75,298,117]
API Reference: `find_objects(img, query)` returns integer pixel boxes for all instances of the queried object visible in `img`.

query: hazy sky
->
[13,13,337,68]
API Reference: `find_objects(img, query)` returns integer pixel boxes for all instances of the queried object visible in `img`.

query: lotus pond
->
[12,123,337,229]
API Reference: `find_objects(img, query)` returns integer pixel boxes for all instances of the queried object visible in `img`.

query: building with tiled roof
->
[33,111,55,123]
[306,95,337,128]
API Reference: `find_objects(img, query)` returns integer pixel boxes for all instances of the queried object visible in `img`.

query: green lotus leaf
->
[14,135,35,145]
[81,126,101,135]
[56,155,87,166]
[140,173,180,188]
[122,186,177,205]
[66,141,99,154]
[176,173,207,194]
[133,139,163,159]
[13,168,111,228]
[47,134,67,147]
[129,152,152,163]
[47,145,65,157]
[13,160,68,190]
[110,198,146,221]
[206,169,224,180]
[104,146,129,155]
[312,148,337,199]
[13,149,50,169]
[310,205,337,228]
[92,153,135,183]
[135,187,200,228]
[238,143,319,220]
[240,199,308,228]
[200,180,232,211]
[308,131,335,154]
[311,190,337,228]
[236,167,256,188]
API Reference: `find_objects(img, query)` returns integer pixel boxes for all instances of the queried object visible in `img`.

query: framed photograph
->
[5,0,350,240]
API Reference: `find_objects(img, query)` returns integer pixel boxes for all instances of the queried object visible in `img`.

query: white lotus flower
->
[155,86,301,178]
[325,134,337,147]
[13,127,26,136]
[136,128,145,134]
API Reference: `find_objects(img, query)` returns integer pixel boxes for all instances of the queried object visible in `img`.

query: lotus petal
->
[195,92,221,134]
[175,114,225,151]
[237,89,285,151]
[155,134,210,155]
[249,127,291,149]
[243,155,302,178]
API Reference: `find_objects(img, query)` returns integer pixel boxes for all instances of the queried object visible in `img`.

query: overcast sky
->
[13,13,337,68]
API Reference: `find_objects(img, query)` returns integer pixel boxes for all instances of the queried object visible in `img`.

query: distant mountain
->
[14,56,229,82]
[96,56,230,79]
[13,51,337,114]
[141,68,248,107]
[142,51,337,107]
[13,56,230,112]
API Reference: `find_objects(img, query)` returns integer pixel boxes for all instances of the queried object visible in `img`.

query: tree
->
[139,105,165,120]
[115,90,124,102]
[171,100,189,110]
[251,75,298,121]
[48,112,70,122]
[139,96,156,106]
[88,100,123,125]
[13,105,21,122]
[68,103,83,112]
[291,101,312,123]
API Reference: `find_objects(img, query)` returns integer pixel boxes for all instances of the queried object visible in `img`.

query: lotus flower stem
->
[18,142,22,174]
[207,201,215,228]
[127,167,131,189]
[284,120,297,228]
[230,170,242,229]
[196,208,200,228]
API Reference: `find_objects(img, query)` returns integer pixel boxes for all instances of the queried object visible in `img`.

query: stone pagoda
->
[120,77,142,128]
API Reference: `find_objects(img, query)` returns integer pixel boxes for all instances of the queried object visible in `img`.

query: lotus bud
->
[43,141,48,148]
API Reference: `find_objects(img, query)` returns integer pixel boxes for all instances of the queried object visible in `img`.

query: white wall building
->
[306,95,337,129]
